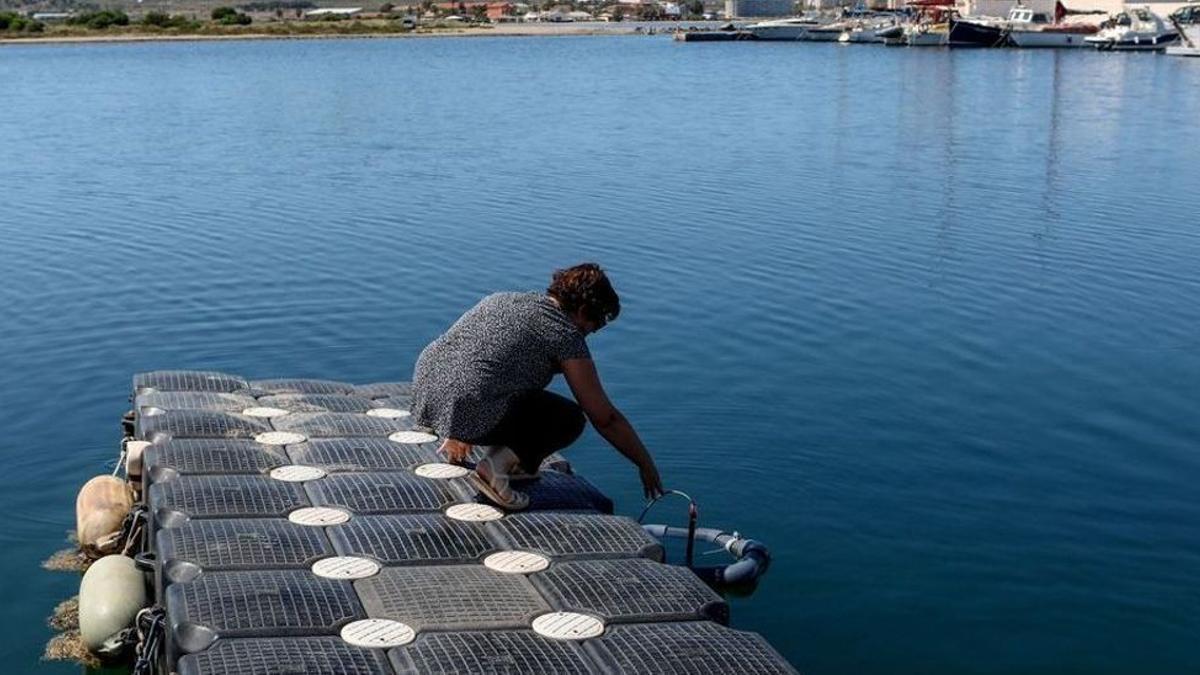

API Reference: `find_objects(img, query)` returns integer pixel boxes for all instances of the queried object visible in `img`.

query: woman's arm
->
[562,358,664,499]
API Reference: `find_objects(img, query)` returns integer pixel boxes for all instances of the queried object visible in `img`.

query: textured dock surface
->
[133,370,795,674]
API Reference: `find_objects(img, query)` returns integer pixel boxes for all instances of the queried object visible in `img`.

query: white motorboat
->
[1165,3,1200,55]
[805,22,850,41]
[1085,7,1179,51]
[1008,6,1099,48]
[840,20,888,43]
[746,17,820,40]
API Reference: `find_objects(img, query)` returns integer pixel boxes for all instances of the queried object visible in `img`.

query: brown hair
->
[547,263,620,326]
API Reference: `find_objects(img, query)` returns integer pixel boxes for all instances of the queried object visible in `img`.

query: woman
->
[410,263,664,510]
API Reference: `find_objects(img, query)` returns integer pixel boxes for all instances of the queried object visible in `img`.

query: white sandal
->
[469,446,530,510]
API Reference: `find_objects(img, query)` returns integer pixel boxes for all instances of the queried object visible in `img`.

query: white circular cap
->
[367,407,411,419]
[125,440,152,452]
[256,431,307,445]
[484,551,550,574]
[312,556,380,580]
[389,430,438,445]
[340,619,415,648]
[243,407,290,418]
[531,612,605,640]
[288,507,350,526]
[269,465,327,482]
[445,503,504,522]
[414,463,470,479]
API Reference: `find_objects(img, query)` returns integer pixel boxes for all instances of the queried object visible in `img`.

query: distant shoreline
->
[0,21,709,46]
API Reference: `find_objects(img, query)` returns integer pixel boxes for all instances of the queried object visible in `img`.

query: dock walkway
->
[131,370,795,674]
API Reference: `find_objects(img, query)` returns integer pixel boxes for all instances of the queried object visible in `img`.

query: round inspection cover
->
[483,551,550,574]
[242,407,290,418]
[255,431,307,446]
[288,507,351,526]
[414,463,470,480]
[269,465,327,482]
[445,503,504,522]
[367,407,411,419]
[389,430,438,445]
[340,619,415,648]
[312,556,381,580]
[531,612,605,641]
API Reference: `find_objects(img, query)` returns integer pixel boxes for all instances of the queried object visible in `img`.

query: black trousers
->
[475,390,586,473]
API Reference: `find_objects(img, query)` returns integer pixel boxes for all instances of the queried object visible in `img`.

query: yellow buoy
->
[75,476,133,558]
[78,555,146,654]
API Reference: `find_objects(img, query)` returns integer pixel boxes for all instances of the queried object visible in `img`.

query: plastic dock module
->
[143,439,290,482]
[246,379,357,396]
[178,637,394,675]
[149,475,310,525]
[356,566,550,631]
[135,391,257,415]
[166,570,366,653]
[305,472,462,514]
[286,438,435,472]
[391,630,594,674]
[271,412,411,438]
[132,372,795,674]
[138,411,272,442]
[488,512,666,561]
[157,519,335,582]
[584,622,798,674]
[516,470,614,514]
[328,514,498,565]
[530,558,730,624]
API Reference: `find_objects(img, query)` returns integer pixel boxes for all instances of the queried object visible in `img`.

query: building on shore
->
[725,0,794,16]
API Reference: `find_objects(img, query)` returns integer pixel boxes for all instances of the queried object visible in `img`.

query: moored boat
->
[840,19,889,43]
[906,22,950,45]
[1085,6,1179,50]
[745,16,820,40]
[1009,21,1098,47]
[1165,3,1200,55]
[948,14,1010,47]
[806,22,851,41]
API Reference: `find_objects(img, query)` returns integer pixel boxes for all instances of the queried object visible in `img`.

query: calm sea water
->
[2,35,1199,674]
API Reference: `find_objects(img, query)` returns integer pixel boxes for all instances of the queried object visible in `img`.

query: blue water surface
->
[2,35,1199,674]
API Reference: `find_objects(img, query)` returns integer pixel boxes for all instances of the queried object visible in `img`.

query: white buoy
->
[79,555,147,653]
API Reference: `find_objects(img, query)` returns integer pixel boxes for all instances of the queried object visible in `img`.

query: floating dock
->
[128,370,795,674]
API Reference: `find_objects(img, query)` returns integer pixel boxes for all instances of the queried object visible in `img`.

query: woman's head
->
[547,263,620,333]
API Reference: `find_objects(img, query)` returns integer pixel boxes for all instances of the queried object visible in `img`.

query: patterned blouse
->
[410,292,591,441]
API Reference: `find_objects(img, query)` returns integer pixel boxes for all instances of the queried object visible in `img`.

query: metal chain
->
[132,607,166,675]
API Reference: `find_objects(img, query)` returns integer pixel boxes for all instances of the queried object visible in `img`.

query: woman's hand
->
[439,438,473,464]
[639,462,665,500]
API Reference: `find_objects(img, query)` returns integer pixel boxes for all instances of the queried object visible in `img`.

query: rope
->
[112,446,127,477]
[116,505,148,557]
